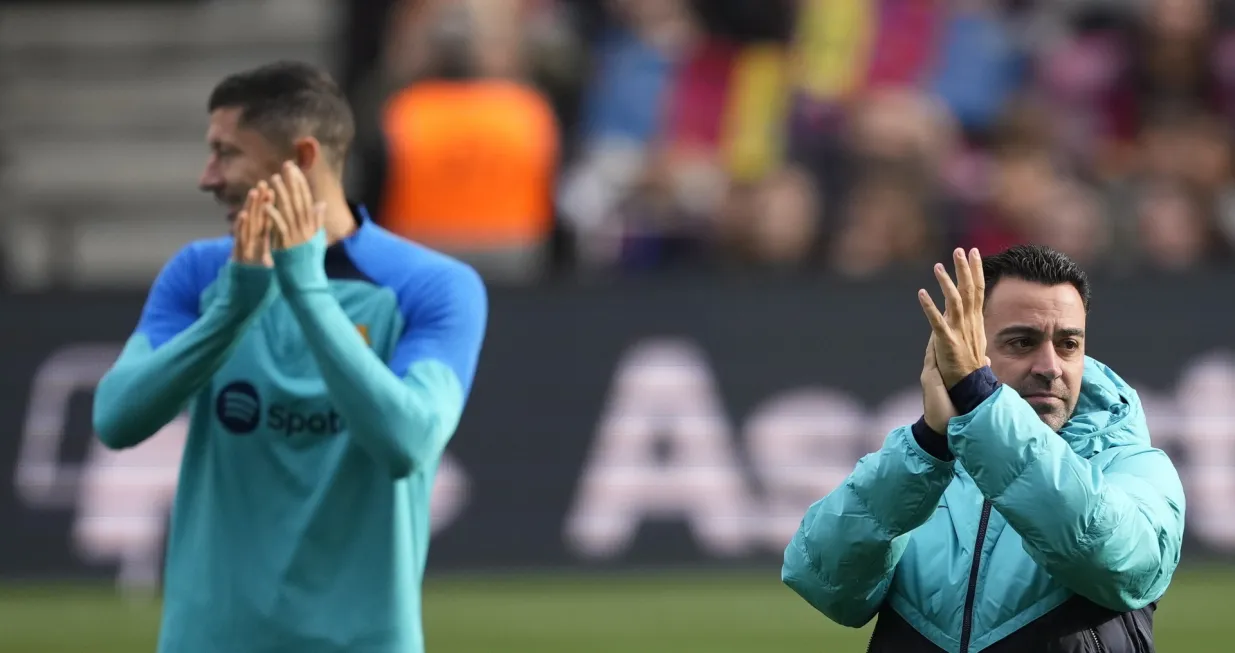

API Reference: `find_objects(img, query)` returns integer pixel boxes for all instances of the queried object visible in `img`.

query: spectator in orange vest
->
[356,1,560,284]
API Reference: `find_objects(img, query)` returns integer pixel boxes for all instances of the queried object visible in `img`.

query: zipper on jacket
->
[1087,627,1106,653]
[959,499,993,653]
[865,627,875,653]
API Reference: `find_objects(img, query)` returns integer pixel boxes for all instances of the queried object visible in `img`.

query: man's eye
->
[1009,338,1033,349]
[1060,339,1080,351]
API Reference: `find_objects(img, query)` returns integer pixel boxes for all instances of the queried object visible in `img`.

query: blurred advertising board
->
[1,273,1234,589]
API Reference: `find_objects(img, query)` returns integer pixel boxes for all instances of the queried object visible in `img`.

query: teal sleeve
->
[782,426,955,627]
[93,261,273,449]
[274,231,480,479]
[948,386,1187,611]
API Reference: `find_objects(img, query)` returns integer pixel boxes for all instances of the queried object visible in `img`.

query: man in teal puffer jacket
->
[783,245,1185,653]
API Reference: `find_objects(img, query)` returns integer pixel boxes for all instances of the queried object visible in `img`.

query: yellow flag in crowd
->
[722,43,790,182]
[794,0,874,101]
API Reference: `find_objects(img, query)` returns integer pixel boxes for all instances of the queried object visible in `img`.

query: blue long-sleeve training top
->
[92,206,488,653]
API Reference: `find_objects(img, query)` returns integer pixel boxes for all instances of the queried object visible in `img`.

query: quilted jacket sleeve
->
[782,425,955,627]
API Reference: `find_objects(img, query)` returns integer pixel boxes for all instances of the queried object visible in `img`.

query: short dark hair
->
[207,61,355,169]
[982,244,1091,312]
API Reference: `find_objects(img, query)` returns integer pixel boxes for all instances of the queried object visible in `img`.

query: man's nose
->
[199,161,221,192]
[1030,346,1064,381]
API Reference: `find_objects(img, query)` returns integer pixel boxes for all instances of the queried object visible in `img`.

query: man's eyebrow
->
[996,325,1041,339]
[996,325,1086,339]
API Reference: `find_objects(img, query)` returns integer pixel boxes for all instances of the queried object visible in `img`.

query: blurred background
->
[1,0,1235,651]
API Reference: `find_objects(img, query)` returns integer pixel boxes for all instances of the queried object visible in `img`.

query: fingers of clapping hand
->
[232,190,254,249]
[264,162,321,247]
[953,248,975,311]
[933,261,964,321]
[287,162,324,234]
[248,184,273,262]
[240,196,257,260]
[969,248,985,313]
[922,333,939,375]
[918,288,946,333]
[268,172,295,244]
[234,187,267,262]
[272,168,297,230]
[919,249,987,386]
[947,247,984,313]
[286,162,310,229]
[919,248,984,330]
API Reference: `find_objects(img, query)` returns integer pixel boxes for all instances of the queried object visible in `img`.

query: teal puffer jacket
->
[782,358,1186,653]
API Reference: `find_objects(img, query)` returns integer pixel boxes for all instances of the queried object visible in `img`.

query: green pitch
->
[0,567,1228,652]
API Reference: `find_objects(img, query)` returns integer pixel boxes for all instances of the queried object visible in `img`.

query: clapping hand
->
[232,183,273,267]
[919,248,990,389]
[264,161,325,250]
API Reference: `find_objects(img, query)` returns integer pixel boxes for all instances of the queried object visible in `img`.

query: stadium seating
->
[0,0,333,288]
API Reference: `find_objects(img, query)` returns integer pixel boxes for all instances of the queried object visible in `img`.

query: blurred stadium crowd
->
[340,0,1235,282]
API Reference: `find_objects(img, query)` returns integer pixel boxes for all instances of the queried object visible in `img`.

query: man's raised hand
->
[232,183,273,266]
[918,248,989,388]
[921,334,957,434]
[264,161,325,250]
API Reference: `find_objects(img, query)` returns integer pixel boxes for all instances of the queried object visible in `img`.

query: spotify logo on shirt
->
[214,381,346,437]
[215,381,262,434]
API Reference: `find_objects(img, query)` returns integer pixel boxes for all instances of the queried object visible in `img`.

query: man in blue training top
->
[92,61,488,653]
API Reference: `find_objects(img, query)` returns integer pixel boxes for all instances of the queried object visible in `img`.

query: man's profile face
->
[983,278,1086,432]
[199,107,284,222]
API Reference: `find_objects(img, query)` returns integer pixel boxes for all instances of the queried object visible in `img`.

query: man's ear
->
[292,137,322,172]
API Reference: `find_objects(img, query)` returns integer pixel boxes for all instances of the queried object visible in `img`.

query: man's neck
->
[317,186,358,245]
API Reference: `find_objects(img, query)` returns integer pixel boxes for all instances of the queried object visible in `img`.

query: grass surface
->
[0,567,1228,652]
